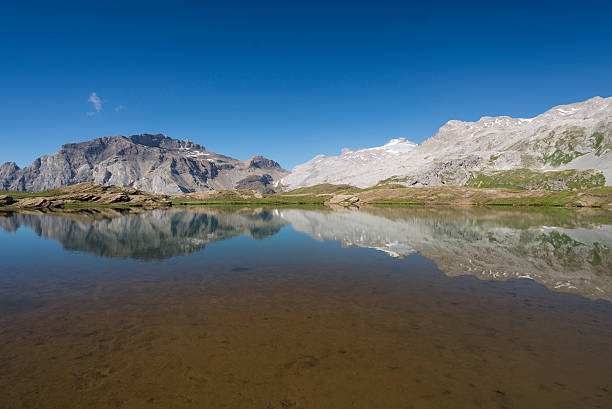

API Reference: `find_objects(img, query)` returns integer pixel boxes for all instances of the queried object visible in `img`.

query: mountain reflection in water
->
[1,206,612,409]
[1,206,610,301]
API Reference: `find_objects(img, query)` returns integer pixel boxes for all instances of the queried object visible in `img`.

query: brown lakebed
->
[0,207,611,408]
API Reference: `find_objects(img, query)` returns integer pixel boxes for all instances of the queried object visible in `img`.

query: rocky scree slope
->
[0,134,287,194]
[281,96,612,189]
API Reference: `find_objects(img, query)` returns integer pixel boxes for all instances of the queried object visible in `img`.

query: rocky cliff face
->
[281,96,612,189]
[0,134,287,194]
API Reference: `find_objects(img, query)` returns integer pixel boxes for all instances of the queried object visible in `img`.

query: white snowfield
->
[281,96,612,189]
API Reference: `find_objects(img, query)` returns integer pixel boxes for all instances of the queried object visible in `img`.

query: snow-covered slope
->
[281,137,417,188]
[282,96,612,189]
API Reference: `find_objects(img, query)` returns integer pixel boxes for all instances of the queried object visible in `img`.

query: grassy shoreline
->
[1,183,611,210]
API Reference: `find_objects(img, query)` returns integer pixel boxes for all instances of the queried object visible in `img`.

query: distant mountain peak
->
[376,137,417,152]
[383,137,408,145]
[282,96,612,189]
[247,155,282,169]
[280,137,417,189]
[1,134,287,194]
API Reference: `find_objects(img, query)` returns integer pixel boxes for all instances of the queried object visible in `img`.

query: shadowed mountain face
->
[1,207,610,300]
[0,134,287,194]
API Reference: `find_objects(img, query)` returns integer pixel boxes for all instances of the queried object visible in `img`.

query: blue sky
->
[1,1,611,169]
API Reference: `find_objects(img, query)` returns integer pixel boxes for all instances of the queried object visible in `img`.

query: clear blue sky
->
[1,1,611,169]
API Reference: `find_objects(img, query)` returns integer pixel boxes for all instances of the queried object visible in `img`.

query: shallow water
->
[0,206,611,408]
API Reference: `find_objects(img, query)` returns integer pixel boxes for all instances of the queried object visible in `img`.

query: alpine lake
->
[0,205,611,409]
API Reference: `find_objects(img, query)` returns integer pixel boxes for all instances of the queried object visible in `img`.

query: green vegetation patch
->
[541,149,583,166]
[488,154,502,166]
[287,184,358,195]
[540,128,589,166]
[0,188,65,199]
[466,168,605,191]
[592,132,612,157]
[376,175,412,186]
[584,186,612,196]
[590,242,602,266]
[538,230,583,250]
[359,184,408,192]
[593,132,604,150]
[172,194,329,207]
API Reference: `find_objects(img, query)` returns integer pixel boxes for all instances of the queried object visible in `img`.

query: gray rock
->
[282,96,612,189]
[0,134,288,194]
[99,193,131,204]
[234,174,276,193]
[0,195,14,205]
[17,197,51,208]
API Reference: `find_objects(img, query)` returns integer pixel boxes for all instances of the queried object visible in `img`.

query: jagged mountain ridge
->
[0,133,287,194]
[281,96,612,189]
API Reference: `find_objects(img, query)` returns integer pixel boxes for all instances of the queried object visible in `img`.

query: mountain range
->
[1,96,610,193]
[0,134,287,194]
[282,96,612,189]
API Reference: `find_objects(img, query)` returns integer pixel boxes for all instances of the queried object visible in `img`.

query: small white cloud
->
[86,111,96,117]
[88,92,102,112]
[114,105,125,112]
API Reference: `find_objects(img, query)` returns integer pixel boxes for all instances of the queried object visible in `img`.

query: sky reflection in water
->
[0,206,611,409]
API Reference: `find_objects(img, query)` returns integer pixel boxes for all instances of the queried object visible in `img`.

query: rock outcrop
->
[234,174,275,193]
[0,134,287,194]
[0,195,15,206]
[2,183,172,209]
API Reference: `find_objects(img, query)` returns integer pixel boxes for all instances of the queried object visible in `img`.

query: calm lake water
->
[0,206,611,409]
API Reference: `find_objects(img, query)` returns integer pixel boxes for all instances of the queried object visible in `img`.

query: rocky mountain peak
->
[282,96,612,189]
[437,96,612,135]
[248,156,282,169]
[379,137,417,151]
[126,133,205,151]
[0,162,21,183]
[383,137,407,145]
[0,134,287,193]
[0,161,20,172]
